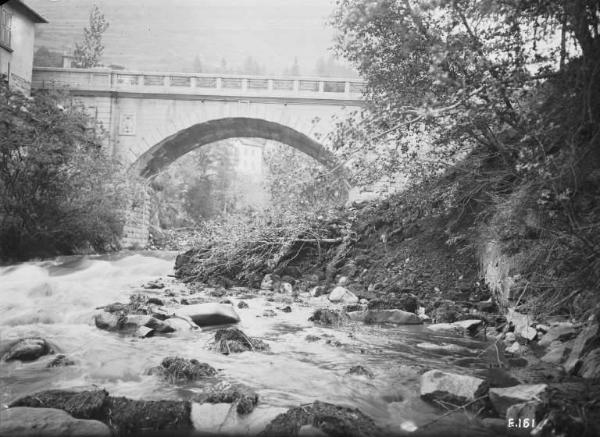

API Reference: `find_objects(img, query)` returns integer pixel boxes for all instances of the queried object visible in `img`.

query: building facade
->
[0,0,46,94]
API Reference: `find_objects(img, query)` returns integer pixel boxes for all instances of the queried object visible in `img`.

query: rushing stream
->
[0,252,497,435]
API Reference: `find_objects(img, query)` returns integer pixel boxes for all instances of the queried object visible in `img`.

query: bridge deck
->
[32,67,365,103]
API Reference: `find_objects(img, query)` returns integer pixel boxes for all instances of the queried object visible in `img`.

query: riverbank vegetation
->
[0,79,134,261]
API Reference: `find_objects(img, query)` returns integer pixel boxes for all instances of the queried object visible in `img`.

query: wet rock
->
[344,304,365,313]
[309,309,348,326]
[263,309,277,317]
[347,365,374,378]
[93,311,122,331]
[489,384,548,416]
[46,354,75,368]
[416,342,471,354]
[212,328,270,354]
[0,407,111,437]
[280,282,293,294]
[483,368,521,388]
[426,319,482,335]
[305,335,321,342]
[506,342,522,354]
[541,341,568,364]
[420,370,488,407]
[298,424,330,437]
[180,297,206,305]
[507,309,534,336]
[347,311,367,322]
[135,326,154,338]
[367,294,418,313]
[10,389,109,420]
[147,297,164,306]
[143,279,165,289]
[279,306,292,313]
[431,301,462,323]
[476,299,497,313]
[174,303,240,327]
[108,397,193,435]
[504,332,517,343]
[310,286,327,297]
[259,400,383,437]
[580,348,600,379]
[194,384,259,415]
[261,274,280,290]
[564,322,599,374]
[220,298,233,305]
[538,323,578,347]
[1,337,54,362]
[238,300,249,309]
[328,286,359,304]
[364,309,422,325]
[148,356,217,382]
[520,327,538,341]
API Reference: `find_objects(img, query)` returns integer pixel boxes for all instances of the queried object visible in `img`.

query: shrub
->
[0,78,133,260]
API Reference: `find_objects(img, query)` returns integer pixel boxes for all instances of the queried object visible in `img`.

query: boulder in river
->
[488,384,548,416]
[212,327,270,354]
[194,384,259,415]
[259,400,383,437]
[261,273,280,290]
[238,300,249,309]
[1,337,54,362]
[426,319,483,335]
[93,311,122,331]
[310,285,328,297]
[0,407,111,437]
[174,302,240,327]
[46,354,75,368]
[147,356,217,382]
[364,309,422,325]
[328,286,359,304]
[420,370,488,407]
[10,389,109,420]
[309,308,348,326]
[367,294,419,313]
[347,365,374,378]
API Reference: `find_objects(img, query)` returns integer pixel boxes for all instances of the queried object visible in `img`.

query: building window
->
[0,7,12,49]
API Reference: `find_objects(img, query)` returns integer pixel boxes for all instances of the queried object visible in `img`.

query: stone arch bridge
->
[32,67,365,246]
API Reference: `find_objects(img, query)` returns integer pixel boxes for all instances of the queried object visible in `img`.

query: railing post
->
[242,78,248,91]
[190,76,196,88]
[216,77,222,89]
[163,75,169,87]
[318,80,324,93]
[293,79,299,92]
[268,79,273,91]
[344,81,350,96]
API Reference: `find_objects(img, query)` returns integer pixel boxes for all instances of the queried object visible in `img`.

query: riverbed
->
[0,252,498,435]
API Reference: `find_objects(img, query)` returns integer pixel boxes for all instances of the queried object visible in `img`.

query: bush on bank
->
[0,77,133,261]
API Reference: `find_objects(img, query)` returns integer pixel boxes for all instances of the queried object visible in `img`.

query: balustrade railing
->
[32,67,365,100]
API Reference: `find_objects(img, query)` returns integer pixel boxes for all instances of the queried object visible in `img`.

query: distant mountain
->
[26,0,356,76]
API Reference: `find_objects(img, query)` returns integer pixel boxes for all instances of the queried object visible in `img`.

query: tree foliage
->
[330,0,600,184]
[73,5,109,69]
[0,79,131,260]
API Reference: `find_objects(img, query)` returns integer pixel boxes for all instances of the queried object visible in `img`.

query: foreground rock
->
[147,356,217,382]
[489,384,548,416]
[8,389,193,435]
[174,303,240,327]
[364,309,422,325]
[1,337,54,362]
[367,295,418,313]
[211,328,270,354]
[259,401,383,437]
[0,407,111,437]
[46,354,75,368]
[420,370,488,407]
[564,321,599,375]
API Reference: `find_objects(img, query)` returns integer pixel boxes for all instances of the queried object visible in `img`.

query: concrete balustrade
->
[32,67,365,102]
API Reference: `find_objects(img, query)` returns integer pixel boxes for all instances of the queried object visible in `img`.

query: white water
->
[0,252,496,435]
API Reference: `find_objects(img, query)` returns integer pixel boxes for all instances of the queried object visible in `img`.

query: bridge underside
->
[129,117,343,180]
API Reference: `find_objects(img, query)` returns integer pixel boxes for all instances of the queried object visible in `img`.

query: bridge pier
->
[121,188,151,249]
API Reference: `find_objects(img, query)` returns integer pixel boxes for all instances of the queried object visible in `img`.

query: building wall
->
[0,2,37,94]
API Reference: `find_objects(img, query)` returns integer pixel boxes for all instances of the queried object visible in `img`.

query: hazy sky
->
[27,0,348,74]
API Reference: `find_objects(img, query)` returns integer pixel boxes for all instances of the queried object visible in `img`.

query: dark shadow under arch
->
[130,118,347,185]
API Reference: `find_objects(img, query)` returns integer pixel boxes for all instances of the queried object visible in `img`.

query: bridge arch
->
[129,117,346,183]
